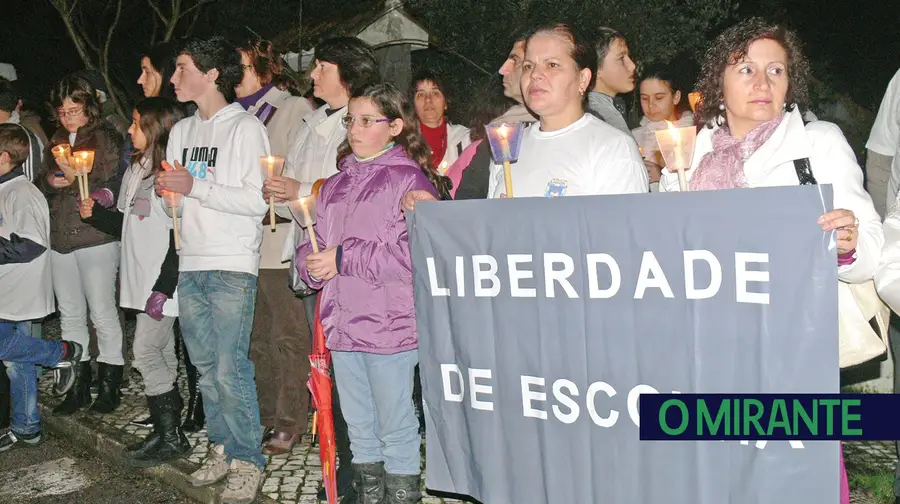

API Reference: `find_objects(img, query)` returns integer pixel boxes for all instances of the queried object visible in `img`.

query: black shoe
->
[130,415,153,428]
[320,470,358,501]
[90,363,123,413]
[352,462,385,504]
[126,389,191,468]
[53,361,92,415]
[182,365,205,432]
[51,341,83,396]
[384,473,421,504]
[0,430,42,452]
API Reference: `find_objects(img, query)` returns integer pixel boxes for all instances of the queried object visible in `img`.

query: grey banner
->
[409,185,839,504]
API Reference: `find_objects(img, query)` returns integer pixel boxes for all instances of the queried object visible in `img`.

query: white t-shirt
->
[867,68,900,204]
[0,175,53,321]
[488,114,648,198]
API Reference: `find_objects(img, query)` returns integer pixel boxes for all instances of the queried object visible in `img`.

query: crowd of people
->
[1,14,900,504]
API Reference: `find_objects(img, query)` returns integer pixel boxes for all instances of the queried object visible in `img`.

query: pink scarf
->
[689,116,783,191]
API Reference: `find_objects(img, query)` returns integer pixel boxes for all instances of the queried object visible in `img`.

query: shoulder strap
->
[793,157,817,186]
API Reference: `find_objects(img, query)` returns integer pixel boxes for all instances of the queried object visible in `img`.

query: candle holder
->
[260,156,286,232]
[52,143,73,166]
[484,122,525,198]
[288,196,320,253]
[654,122,697,192]
[72,150,95,201]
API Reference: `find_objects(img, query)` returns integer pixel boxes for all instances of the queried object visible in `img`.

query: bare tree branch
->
[145,0,169,24]
[182,0,215,18]
[100,0,126,118]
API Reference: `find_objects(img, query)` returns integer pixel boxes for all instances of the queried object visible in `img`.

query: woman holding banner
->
[659,18,883,504]
[486,23,647,198]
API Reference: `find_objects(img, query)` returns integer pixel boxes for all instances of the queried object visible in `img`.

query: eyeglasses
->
[57,107,84,118]
[341,115,392,128]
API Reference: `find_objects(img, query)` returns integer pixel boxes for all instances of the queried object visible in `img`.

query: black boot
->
[90,363,123,413]
[384,473,421,504]
[53,361,92,415]
[320,379,357,502]
[0,362,9,429]
[347,462,385,504]
[182,358,205,432]
[127,389,191,467]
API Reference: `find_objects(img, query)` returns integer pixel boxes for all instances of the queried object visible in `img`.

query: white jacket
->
[248,87,313,270]
[165,103,271,275]
[437,123,472,173]
[279,105,348,263]
[661,108,883,284]
[876,192,900,310]
[118,160,177,316]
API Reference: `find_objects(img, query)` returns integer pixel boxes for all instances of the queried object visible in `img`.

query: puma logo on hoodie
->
[165,102,272,275]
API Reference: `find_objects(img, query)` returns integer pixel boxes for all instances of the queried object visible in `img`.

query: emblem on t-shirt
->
[545,178,568,198]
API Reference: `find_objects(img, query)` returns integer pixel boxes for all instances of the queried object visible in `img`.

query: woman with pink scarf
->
[660,19,883,504]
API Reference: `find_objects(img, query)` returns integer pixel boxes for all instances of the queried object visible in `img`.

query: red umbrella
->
[308,296,337,504]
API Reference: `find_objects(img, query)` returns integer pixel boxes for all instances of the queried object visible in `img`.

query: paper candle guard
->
[260,156,286,232]
[654,125,696,192]
[485,122,525,163]
[485,122,525,197]
[72,150,95,201]
[289,197,320,253]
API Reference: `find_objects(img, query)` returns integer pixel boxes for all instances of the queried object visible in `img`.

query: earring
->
[718,103,725,111]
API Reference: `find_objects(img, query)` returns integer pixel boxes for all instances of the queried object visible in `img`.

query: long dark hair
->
[143,41,179,100]
[337,83,451,199]
[132,97,185,178]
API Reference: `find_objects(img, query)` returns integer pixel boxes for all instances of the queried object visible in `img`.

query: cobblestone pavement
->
[39,314,471,504]
[38,314,897,504]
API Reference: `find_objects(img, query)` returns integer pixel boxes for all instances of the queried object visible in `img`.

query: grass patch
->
[849,470,895,504]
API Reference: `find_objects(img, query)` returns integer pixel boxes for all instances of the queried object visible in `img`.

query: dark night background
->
[0,0,898,133]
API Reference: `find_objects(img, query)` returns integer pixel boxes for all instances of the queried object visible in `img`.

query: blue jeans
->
[177,271,264,468]
[332,349,420,475]
[1,321,63,436]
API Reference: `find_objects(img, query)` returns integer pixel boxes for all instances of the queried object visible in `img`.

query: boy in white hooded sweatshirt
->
[155,36,270,504]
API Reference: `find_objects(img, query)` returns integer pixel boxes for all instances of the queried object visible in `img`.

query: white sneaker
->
[187,444,228,487]
[220,459,263,504]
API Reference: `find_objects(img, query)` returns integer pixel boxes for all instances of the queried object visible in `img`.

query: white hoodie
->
[165,103,271,275]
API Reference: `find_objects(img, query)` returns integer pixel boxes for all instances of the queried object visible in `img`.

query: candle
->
[267,156,276,231]
[299,197,319,254]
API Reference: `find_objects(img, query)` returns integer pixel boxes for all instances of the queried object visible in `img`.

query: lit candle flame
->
[497,124,509,139]
[666,120,679,141]
[267,155,274,164]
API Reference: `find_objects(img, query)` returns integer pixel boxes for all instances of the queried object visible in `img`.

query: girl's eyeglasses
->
[341,115,392,128]
[57,107,84,118]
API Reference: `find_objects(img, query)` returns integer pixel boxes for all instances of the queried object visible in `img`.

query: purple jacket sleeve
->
[295,190,328,289]
[340,173,437,284]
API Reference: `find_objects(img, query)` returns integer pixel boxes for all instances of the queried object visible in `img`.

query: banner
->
[408,185,839,504]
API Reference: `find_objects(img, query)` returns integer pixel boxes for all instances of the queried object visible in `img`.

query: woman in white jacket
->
[235,39,314,456]
[660,19,879,504]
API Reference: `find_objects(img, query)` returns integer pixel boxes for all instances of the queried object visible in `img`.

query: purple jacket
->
[296,146,438,354]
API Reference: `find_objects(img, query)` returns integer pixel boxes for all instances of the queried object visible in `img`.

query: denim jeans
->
[0,321,64,436]
[332,349,420,475]
[177,271,264,468]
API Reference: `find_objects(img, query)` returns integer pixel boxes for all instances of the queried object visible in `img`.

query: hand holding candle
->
[72,150,95,201]
[289,196,319,253]
[654,122,697,192]
[161,161,183,250]
[484,122,525,198]
[260,156,285,231]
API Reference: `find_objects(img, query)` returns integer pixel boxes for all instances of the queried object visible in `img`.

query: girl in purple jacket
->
[296,83,448,503]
